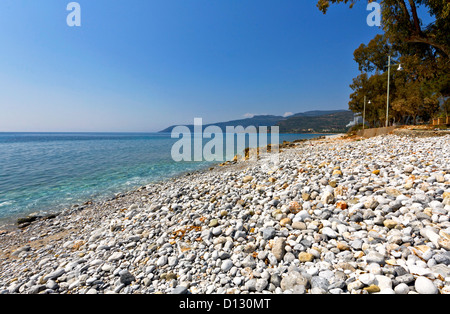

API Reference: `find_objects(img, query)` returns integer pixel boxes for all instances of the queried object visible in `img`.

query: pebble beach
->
[1,133,449,294]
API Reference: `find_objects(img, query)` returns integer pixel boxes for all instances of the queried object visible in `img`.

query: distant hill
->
[159,115,284,133]
[290,110,349,117]
[276,110,354,133]
[159,110,353,133]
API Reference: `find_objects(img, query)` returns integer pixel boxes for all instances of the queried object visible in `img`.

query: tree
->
[318,0,449,123]
[349,37,441,124]
[392,78,440,123]
[349,71,394,127]
[317,0,450,58]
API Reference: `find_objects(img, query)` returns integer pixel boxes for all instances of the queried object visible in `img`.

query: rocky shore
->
[1,134,449,294]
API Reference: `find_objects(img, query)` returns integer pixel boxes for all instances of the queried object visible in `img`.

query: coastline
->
[1,133,331,231]
[1,133,449,294]
[0,132,327,230]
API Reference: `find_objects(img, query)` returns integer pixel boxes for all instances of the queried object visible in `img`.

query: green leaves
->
[318,0,450,123]
[317,0,450,57]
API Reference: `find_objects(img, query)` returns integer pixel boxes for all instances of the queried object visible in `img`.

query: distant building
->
[346,113,363,128]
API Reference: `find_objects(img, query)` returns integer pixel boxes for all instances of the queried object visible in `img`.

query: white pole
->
[386,55,391,128]
[363,96,366,130]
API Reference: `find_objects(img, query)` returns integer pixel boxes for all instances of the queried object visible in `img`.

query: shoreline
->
[2,133,333,231]
[1,133,449,294]
[0,161,219,232]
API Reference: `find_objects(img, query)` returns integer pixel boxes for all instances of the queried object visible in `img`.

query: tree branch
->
[407,0,422,35]
[406,35,449,58]
[397,0,411,22]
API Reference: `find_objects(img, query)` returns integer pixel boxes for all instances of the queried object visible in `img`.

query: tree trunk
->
[407,0,422,35]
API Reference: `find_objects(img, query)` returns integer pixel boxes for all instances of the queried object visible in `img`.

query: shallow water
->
[0,132,324,223]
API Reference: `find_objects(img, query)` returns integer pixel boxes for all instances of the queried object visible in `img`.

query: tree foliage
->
[317,0,449,123]
[317,0,450,57]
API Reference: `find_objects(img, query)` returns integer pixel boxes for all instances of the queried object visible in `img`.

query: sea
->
[0,132,326,226]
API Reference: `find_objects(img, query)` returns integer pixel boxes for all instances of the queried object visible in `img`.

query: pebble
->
[157,256,168,267]
[171,286,189,294]
[221,260,233,272]
[415,276,439,294]
[108,252,124,262]
[272,238,286,261]
[298,252,314,263]
[255,278,269,292]
[0,134,449,294]
[321,227,337,239]
[394,283,410,294]
[365,252,386,265]
[119,270,135,286]
[280,271,308,291]
[363,285,380,293]
[359,273,375,286]
[262,228,276,240]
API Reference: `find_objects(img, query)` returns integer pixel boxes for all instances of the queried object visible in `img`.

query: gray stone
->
[395,273,414,285]
[280,271,308,291]
[44,268,65,282]
[434,252,450,265]
[212,227,222,236]
[283,252,296,263]
[245,278,257,292]
[294,210,311,221]
[365,251,386,265]
[242,255,256,269]
[234,230,247,239]
[262,228,276,240]
[292,285,306,294]
[270,273,282,287]
[119,270,135,286]
[221,259,233,272]
[29,285,46,294]
[350,239,363,250]
[430,264,450,278]
[171,286,189,294]
[364,197,379,209]
[46,280,59,290]
[108,251,124,262]
[311,276,329,291]
[255,278,269,292]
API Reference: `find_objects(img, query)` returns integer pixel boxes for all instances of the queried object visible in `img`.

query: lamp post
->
[363,96,366,130]
[363,97,371,130]
[386,55,403,128]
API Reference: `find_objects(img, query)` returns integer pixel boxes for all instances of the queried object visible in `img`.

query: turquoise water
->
[0,132,324,224]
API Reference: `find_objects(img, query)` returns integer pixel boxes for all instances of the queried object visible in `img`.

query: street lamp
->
[363,97,371,130]
[386,55,403,127]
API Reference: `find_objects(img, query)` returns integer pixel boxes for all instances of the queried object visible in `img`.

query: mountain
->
[290,110,349,117]
[158,115,284,133]
[276,110,354,133]
[158,110,353,133]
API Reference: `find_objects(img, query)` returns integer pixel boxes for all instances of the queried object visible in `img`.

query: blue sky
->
[0,0,382,132]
